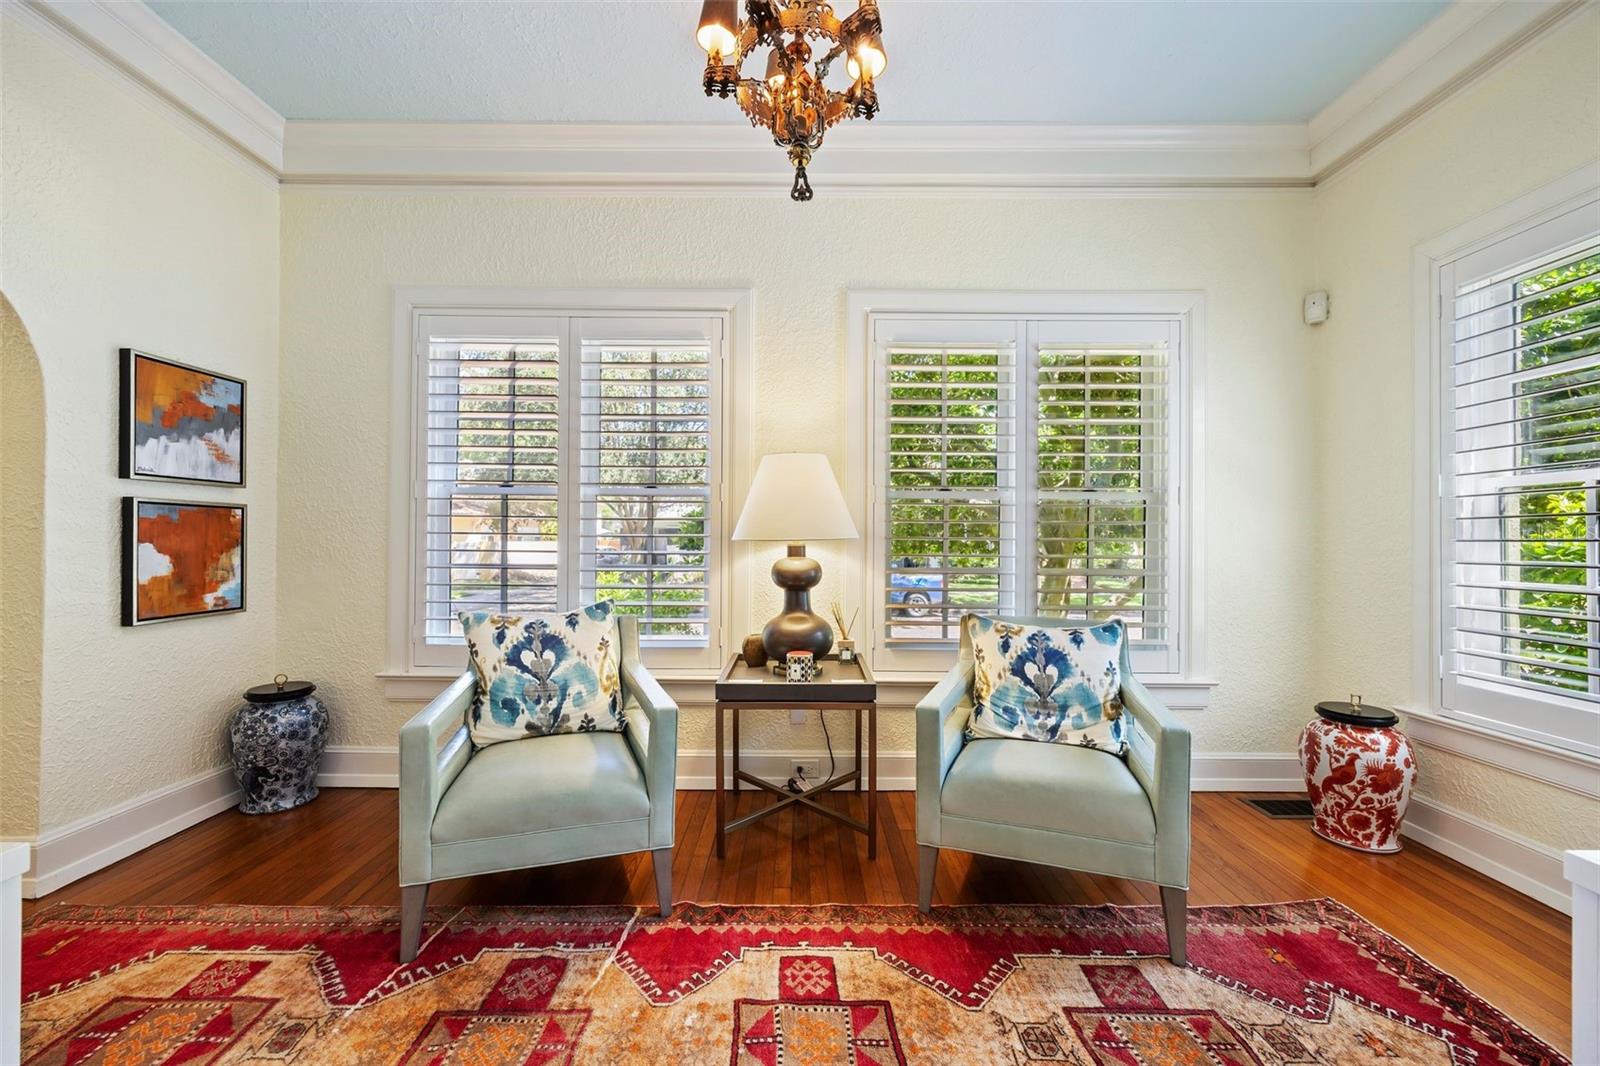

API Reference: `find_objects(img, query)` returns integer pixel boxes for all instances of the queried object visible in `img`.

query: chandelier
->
[696,0,886,201]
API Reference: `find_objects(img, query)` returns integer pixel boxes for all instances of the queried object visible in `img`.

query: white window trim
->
[1412,162,1600,772]
[845,289,1211,699]
[384,286,753,692]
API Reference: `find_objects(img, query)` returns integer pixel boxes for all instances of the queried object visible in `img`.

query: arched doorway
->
[0,290,44,841]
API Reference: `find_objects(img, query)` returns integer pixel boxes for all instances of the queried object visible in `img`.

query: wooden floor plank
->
[20,787,1572,1052]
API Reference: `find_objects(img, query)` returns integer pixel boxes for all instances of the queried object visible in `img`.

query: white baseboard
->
[1400,796,1571,915]
[317,746,401,788]
[674,749,914,791]
[318,747,911,792]
[1190,753,1304,791]
[316,746,1305,793]
[17,747,1571,916]
[18,767,240,898]
[315,746,1572,913]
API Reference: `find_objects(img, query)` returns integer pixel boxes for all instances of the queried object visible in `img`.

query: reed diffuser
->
[829,601,860,663]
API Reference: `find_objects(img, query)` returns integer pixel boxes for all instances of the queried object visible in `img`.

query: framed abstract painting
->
[122,498,246,625]
[119,349,246,486]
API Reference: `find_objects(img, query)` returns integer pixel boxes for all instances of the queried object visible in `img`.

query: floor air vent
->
[1243,797,1314,819]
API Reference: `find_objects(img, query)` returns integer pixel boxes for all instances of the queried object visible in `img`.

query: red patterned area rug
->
[20,899,1564,1065]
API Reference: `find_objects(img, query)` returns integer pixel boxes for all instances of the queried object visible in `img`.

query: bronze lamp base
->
[761,543,833,660]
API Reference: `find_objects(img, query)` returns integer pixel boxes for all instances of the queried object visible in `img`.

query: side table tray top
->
[713,656,878,860]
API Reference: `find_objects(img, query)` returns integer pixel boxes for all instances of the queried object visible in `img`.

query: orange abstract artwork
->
[128,501,245,623]
[124,350,245,485]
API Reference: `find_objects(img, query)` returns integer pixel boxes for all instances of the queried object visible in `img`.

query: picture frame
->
[119,348,247,487]
[122,497,247,626]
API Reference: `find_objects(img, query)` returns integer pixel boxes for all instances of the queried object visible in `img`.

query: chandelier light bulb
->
[696,0,739,57]
[765,48,787,88]
[846,34,886,81]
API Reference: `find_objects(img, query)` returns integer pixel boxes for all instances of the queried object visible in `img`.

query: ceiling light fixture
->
[696,0,885,201]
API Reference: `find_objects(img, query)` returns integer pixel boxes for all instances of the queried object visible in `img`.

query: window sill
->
[378,670,465,701]
[379,668,1217,709]
[1134,676,1218,711]
[866,671,1217,710]
[1396,704,1600,799]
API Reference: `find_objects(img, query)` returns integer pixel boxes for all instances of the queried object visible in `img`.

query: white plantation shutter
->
[418,316,565,666]
[1031,322,1175,667]
[876,320,1019,648]
[1440,204,1600,755]
[412,311,723,670]
[871,314,1182,675]
[577,318,720,655]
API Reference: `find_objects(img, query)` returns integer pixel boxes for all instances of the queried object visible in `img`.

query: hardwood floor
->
[22,788,1572,1053]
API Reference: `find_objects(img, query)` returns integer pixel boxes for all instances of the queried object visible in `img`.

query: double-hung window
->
[869,310,1186,676]
[1437,199,1600,756]
[411,310,725,671]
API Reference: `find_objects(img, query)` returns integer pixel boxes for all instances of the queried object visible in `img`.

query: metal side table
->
[714,655,877,859]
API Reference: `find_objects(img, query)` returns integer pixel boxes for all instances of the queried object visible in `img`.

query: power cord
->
[820,709,836,783]
[785,711,838,794]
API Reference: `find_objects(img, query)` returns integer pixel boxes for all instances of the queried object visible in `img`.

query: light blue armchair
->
[397,616,678,962]
[915,617,1193,963]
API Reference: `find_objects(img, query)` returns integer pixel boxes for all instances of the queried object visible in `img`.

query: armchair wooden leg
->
[399,884,429,963]
[652,848,672,918]
[917,846,938,913]
[1160,885,1187,966]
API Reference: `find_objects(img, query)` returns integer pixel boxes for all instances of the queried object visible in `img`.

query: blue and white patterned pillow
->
[964,615,1128,754]
[459,602,624,747]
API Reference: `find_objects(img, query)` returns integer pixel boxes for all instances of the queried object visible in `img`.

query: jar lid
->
[1315,698,1397,727]
[244,674,316,704]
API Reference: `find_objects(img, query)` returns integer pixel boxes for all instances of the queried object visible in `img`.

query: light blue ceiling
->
[146,0,1451,125]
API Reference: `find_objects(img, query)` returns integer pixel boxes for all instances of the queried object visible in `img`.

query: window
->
[868,310,1186,676]
[577,320,715,649]
[409,309,725,671]
[1438,201,1600,756]
[880,321,1017,644]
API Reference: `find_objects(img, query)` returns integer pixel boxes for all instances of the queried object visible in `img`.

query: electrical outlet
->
[794,759,821,781]
[790,709,807,726]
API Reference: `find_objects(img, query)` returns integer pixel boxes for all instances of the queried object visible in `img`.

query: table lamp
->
[732,453,859,660]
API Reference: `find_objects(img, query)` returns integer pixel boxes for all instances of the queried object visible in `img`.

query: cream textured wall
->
[1,293,44,839]
[0,15,281,832]
[278,190,1319,759]
[6,0,1593,888]
[1310,7,1600,851]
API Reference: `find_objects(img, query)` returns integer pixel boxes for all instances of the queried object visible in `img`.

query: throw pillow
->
[964,615,1128,754]
[459,601,625,747]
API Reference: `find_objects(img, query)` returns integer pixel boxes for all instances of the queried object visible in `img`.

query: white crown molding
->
[12,0,284,171]
[1308,0,1587,181]
[280,120,1315,194]
[275,0,1590,193]
[8,0,1583,194]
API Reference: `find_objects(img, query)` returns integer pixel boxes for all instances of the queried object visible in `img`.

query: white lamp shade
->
[732,453,858,543]
[696,0,738,56]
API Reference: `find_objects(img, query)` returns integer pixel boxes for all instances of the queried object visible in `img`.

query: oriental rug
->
[18,898,1565,1064]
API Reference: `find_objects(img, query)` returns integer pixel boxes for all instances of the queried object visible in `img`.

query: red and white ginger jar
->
[1298,699,1416,854]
